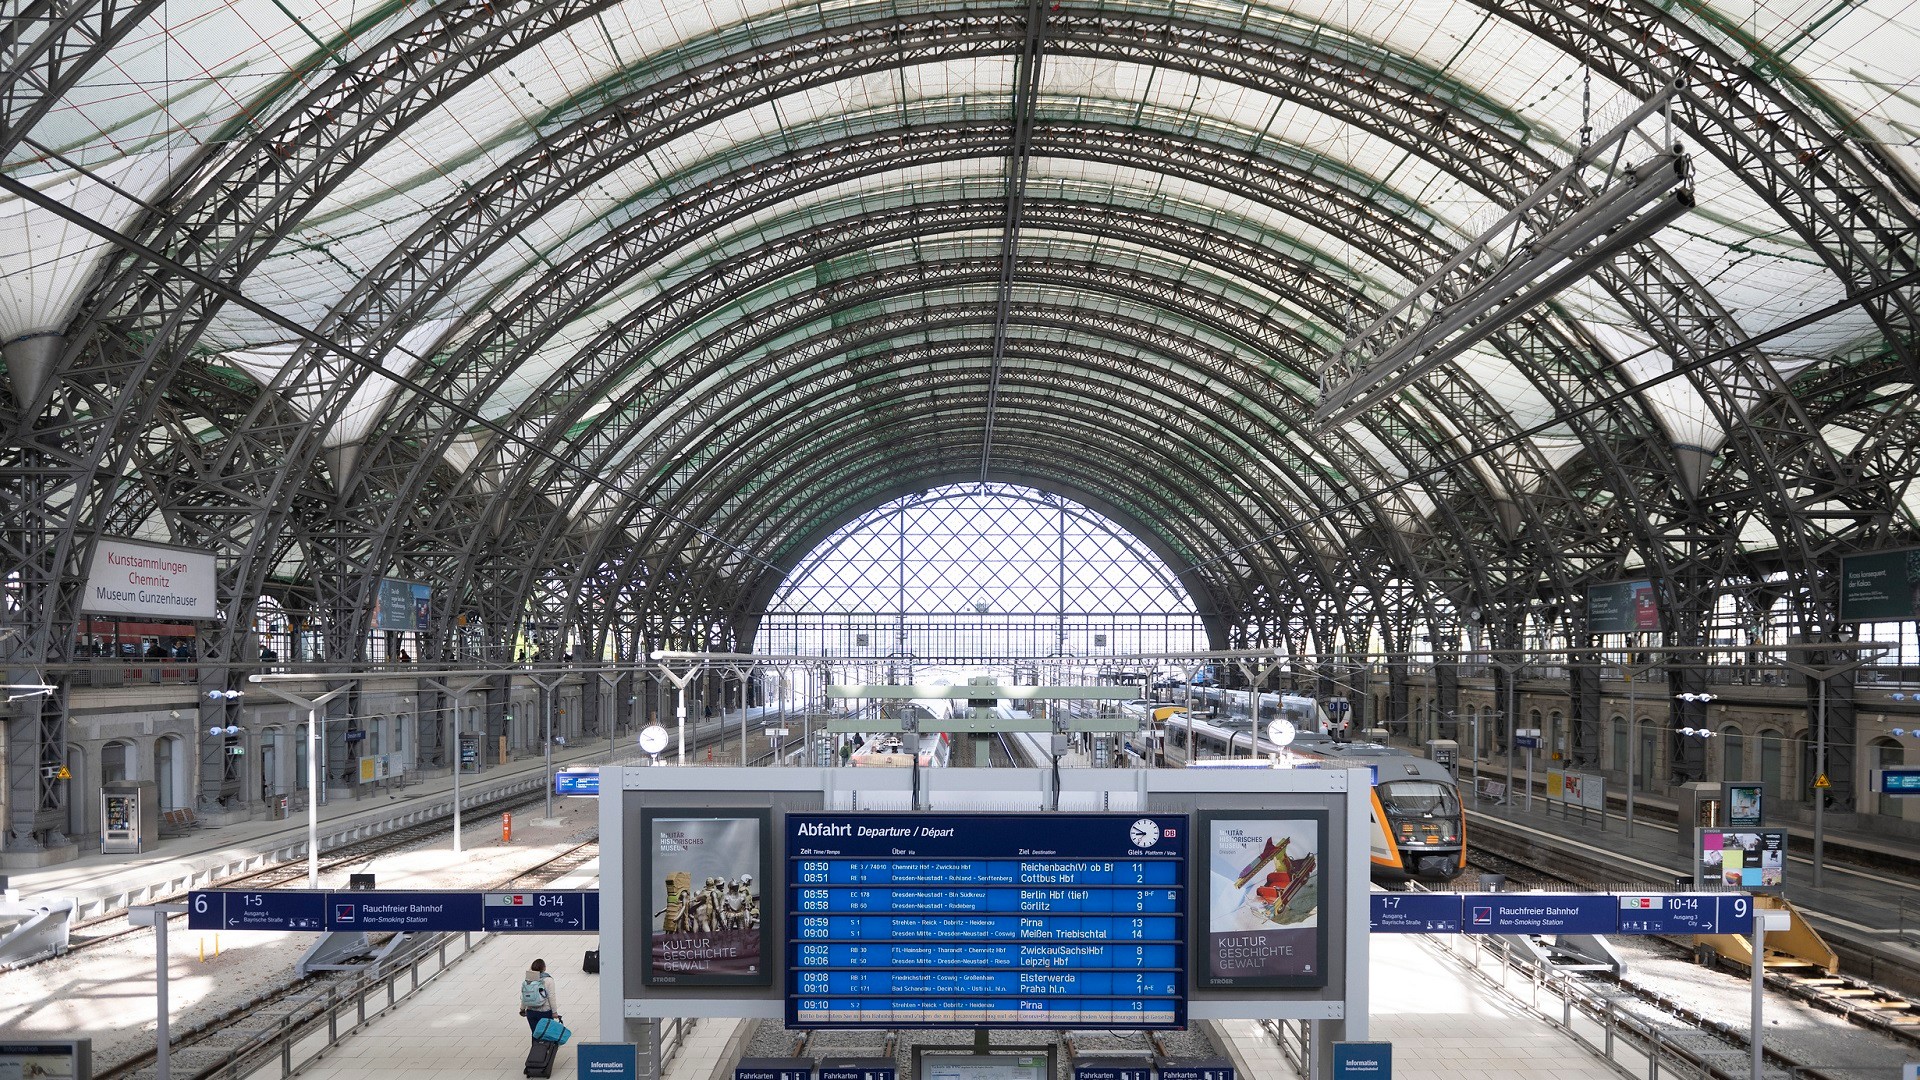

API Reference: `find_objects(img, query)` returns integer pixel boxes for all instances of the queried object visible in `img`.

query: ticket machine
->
[101,780,159,854]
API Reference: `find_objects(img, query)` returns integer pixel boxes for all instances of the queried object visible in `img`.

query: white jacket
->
[522,970,559,1015]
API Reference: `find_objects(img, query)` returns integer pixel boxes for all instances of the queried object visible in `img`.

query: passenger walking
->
[518,958,559,1033]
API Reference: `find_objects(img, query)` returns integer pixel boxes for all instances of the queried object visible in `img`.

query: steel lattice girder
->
[3,0,1904,672]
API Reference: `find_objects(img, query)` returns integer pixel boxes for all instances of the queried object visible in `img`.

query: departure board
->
[786,813,1187,1028]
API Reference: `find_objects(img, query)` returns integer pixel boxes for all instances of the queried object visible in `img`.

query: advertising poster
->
[1698,829,1786,890]
[1199,811,1327,988]
[642,810,770,986]
[1727,784,1764,828]
[1838,547,1920,622]
[1587,579,1660,634]
[372,577,432,632]
[80,537,218,620]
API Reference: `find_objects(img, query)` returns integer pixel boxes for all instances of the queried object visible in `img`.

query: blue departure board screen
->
[786,813,1188,1029]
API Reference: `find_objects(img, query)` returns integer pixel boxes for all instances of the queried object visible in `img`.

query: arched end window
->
[759,484,1205,658]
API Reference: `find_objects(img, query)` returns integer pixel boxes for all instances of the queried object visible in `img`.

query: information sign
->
[818,1060,897,1080]
[921,1057,1049,1080]
[577,1043,638,1080]
[1369,892,1462,933]
[555,768,600,797]
[1463,894,1617,935]
[0,1039,91,1080]
[735,1059,812,1080]
[188,890,325,931]
[1332,1042,1393,1080]
[1874,768,1920,795]
[1071,1060,1153,1080]
[785,812,1187,1029]
[188,889,599,933]
[1726,783,1764,826]
[483,891,591,932]
[327,891,484,932]
[1513,736,1540,749]
[1158,1061,1235,1080]
[1615,893,1753,935]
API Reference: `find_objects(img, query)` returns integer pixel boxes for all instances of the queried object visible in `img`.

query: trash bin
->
[269,794,290,820]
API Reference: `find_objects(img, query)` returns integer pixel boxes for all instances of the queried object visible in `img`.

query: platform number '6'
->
[194,893,209,915]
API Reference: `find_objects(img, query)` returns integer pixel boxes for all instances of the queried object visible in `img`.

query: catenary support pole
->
[1751,907,1767,1080]
[246,680,354,888]
[155,911,170,1080]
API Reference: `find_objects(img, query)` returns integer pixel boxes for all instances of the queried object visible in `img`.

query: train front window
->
[1380,781,1459,818]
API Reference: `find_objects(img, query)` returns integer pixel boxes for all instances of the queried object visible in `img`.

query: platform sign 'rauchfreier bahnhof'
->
[784,813,1186,1027]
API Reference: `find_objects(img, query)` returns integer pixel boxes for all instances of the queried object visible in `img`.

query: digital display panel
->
[642,809,772,986]
[786,813,1187,1028]
[1197,811,1328,988]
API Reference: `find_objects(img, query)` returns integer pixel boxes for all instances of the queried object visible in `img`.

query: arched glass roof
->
[3,0,1917,651]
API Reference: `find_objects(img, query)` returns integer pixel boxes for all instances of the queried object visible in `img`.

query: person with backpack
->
[518,958,559,1033]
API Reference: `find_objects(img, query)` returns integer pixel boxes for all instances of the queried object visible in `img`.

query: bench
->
[160,807,200,835]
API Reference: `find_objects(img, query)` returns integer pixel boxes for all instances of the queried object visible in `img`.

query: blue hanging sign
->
[1463,893,1618,935]
[555,768,600,796]
[188,890,325,931]
[1369,892,1462,933]
[327,891,485,932]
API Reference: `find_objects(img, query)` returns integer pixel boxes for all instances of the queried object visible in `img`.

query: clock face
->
[638,725,670,754]
[1129,818,1161,848]
[1266,718,1297,747]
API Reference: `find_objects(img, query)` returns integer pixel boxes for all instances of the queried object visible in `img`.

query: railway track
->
[94,833,603,1080]
[52,783,553,955]
[23,716,780,970]
[1462,832,1920,1067]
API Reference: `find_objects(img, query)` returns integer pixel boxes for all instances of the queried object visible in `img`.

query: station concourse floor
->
[284,925,1624,1080]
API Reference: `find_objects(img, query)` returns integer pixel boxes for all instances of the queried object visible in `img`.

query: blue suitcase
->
[533,1017,571,1045]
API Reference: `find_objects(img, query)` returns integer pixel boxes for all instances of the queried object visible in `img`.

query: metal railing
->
[206,928,694,1080]
[214,931,485,1080]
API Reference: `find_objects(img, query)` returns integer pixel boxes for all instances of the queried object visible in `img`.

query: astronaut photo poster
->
[643,809,770,985]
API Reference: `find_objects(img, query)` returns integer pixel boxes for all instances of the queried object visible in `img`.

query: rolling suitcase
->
[583,949,600,974]
[524,1038,558,1079]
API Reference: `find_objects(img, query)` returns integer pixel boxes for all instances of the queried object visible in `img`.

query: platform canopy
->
[3,0,1918,660]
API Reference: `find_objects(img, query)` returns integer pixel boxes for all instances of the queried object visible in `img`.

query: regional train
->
[1159,711,1466,881]
[849,730,953,768]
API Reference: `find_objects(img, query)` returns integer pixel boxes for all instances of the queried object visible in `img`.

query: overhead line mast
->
[979,0,1050,484]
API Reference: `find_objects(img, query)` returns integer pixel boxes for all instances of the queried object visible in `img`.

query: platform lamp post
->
[528,670,563,819]
[246,677,355,888]
[1779,651,1872,888]
[649,654,703,765]
[422,674,493,853]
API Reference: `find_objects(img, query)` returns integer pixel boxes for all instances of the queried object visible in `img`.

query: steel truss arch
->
[7,0,1904,672]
